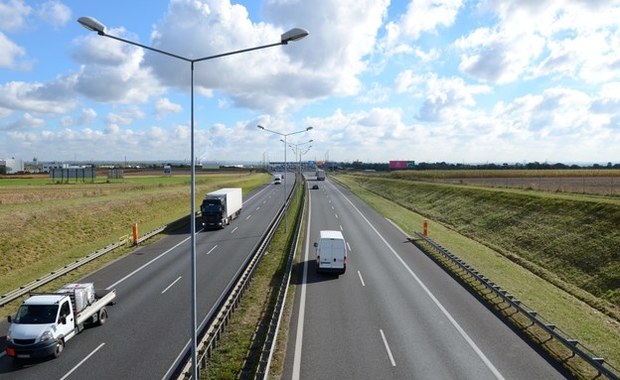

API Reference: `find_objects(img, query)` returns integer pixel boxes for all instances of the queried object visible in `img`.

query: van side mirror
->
[313,242,318,248]
[7,315,12,323]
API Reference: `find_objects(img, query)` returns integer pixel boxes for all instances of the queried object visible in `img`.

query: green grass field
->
[0,172,270,294]
[335,172,620,371]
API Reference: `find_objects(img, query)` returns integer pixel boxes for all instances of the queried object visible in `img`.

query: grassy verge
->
[334,174,620,371]
[201,178,304,379]
[0,172,270,297]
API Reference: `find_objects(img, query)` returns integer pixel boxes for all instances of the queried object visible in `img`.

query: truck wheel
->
[97,307,108,325]
[53,339,64,358]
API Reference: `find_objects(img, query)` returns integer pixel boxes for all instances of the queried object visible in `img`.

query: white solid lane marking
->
[357,271,366,287]
[161,276,182,294]
[292,190,313,380]
[60,342,106,380]
[205,245,218,255]
[380,329,396,367]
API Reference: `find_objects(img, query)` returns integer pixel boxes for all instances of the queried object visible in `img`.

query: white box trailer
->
[6,283,116,360]
[314,230,347,274]
[200,187,243,229]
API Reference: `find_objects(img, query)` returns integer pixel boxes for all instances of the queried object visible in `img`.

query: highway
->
[0,175,292,380]
[282,175,567,379]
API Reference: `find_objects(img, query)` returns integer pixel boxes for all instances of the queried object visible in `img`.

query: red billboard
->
[389,160,415,170]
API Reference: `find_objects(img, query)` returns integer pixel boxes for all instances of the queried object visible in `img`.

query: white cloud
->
[155,98,182,119]
[457,0,620,84]
[36,0,71,29]
[382,0,463,55]
[142,0,389,114]
[3,112,45,131]
[72,29,165,104]
[0,77,77,115]
[106,107,145,126]
[0,32,26,69]
[0,0,31,31]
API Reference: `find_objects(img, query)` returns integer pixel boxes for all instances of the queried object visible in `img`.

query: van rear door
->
[318,236,346,272]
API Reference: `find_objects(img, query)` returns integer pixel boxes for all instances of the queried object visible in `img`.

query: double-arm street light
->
[78,16,308,378]
[257,125,312,230]
[284,139,312,176]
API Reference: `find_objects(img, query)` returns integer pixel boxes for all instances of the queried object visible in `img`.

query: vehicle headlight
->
[39,330,54,342]
[6,329,12,342]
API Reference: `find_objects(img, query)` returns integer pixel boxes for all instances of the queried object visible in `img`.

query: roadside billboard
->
[389,160,415,170]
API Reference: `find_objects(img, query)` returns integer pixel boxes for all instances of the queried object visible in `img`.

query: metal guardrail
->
[412,232,620,380]
[0,225,167,308]
[174,177,297,379]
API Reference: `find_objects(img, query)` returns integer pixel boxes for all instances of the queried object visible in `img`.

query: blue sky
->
[1,0,619,164]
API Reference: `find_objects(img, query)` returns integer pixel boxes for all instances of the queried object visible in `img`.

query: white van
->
[314,230,347,274]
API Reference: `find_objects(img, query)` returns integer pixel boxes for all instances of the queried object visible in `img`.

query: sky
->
[1,0,619,165]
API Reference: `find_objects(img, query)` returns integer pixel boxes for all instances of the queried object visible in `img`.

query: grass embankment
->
[0,172,270,295]
[201,177,304,380]
[335,173,620,371]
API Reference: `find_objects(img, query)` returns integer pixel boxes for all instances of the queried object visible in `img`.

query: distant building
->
[1,158,24,174]
[42,162,69,173]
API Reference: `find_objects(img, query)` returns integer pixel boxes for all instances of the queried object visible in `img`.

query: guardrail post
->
[423,219,428,237]
[132,223,139,245]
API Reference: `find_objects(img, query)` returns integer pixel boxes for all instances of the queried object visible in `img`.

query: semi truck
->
[201,187,243,229]
[6,283,116,360]
[316,169,326,181]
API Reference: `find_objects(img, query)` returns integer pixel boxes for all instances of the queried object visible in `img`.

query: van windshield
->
[14,304,58,324]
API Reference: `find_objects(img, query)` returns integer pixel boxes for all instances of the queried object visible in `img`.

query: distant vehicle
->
[274,175,282,185]
[316,169,326,181]
[312,184,319,190]
[201,188,243,229]
[314,230,347,274]
[6,283,116,360]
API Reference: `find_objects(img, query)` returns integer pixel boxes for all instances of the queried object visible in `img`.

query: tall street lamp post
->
[257,125,312,231]
[285,139,312,176]
[78,16,308,379]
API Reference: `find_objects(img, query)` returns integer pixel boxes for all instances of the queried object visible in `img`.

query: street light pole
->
[257,125,312,231]
[78,16,307,379]
[285,139,312,176]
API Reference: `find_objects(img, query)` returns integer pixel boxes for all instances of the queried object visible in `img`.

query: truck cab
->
[314,230,347,274]
[7,294,78,359]
[6,283,114,361]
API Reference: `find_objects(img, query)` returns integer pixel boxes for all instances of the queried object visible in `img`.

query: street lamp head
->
[281,28,309,44]
[257,125,265,130]
[78,16,106,35]
[306,126,313,131]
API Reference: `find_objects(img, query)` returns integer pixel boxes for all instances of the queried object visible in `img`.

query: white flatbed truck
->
[6,283,116,360]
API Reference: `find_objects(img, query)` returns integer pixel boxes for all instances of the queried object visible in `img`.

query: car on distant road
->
[312,184,319,190]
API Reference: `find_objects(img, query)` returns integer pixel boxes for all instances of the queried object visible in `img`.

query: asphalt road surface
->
[0,175,294,380]
[282,175,567,380]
